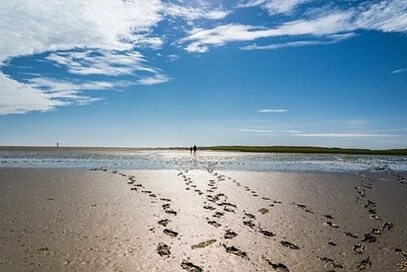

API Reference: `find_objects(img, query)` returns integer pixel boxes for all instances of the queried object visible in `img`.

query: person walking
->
[193,145,197,155]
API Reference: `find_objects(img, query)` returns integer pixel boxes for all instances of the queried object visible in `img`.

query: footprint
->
[260,230,275,237]
[243,220,255,228]
[325,221,339,228]
[207,220,221,228]
[382,221,394,231]
[165,209,177,216]
[353,244,365,254]
[158,219,170,227]
[356,257,371,270]
[345,232,358,238]
[163,229,178,237]
[160,198,171,202]
[244,212,256,219]
[212,211,224,218]
[394,248,407,258]
[324,214,334,220]
[224,229,238,239]
[362,233,377,243]
[264,258,289,272]
[318,256,343,268]
[223,245,249,260]
[280,241,299,250]
[224,207,235,213]
[203,205,216,211]
[181,260,203,272]
[157,243,171,257]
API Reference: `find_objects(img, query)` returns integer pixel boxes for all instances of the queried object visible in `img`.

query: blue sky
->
[0,0,406,149]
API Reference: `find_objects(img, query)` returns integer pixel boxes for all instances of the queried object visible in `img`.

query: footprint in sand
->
[163,229,178,237]
[280,241,300,250]
[362,233,377,243]
[181,260,203,272]
[356,257,371,270]
[263,258,290,272]
[244,212,256,220]
[260,230,275,237]
[203,205,216,211]
[223,245,249,260]
[318,256,343,268]
[158,219,171,227]
[353,244,365,254]
[212,211,224,218]
[207,219,221,227]
[165,209,177,216]
[325,221,339,228]
[224,229,238,239]
[345,232,359,238]
[157,243,171,257]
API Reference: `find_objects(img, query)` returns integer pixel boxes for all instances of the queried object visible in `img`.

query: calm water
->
[1,149,406,173]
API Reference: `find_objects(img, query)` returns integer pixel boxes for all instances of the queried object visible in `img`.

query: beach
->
[1,165,406,272]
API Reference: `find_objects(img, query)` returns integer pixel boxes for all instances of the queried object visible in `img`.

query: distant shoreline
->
[0,145,406,156]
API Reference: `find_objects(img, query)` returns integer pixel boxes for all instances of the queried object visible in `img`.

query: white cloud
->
[0,0,164,61]
[137,74,171,85]
[241,33,355,50]
[238,0,312,15]
[165,4,230,21]
[355,0,407,32]
[0,73,67,115]
[258,108,288,113]
[46,50,157,76]
[183,1,407,53]
[0,0,172,115]
[391,68,407,74]
[238,129,274,133]
[181,12,354,52]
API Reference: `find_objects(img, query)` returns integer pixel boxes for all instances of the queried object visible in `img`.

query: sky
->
[0,0,406,149]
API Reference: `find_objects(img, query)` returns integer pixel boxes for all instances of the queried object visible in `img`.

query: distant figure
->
[56,142,59,148]
[193,145,197,155]
[190,147,193,154]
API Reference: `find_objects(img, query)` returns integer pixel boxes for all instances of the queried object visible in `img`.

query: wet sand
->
[0,168,406,271]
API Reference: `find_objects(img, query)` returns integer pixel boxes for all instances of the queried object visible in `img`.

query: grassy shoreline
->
[199,146,407,156]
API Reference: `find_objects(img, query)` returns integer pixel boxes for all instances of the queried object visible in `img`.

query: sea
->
[1,149,406,173]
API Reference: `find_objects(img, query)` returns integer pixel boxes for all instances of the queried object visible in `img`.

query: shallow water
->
[1,149,406,173]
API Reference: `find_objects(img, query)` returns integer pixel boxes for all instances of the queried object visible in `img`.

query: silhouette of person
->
[193,145,197,155]
[190,147,192,154]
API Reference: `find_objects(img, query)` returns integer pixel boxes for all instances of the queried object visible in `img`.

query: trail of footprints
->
[91,167,406,271]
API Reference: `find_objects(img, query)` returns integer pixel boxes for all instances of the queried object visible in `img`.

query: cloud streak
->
[183,0,407,53]
[258,108,288,113]
[391,68,407,74]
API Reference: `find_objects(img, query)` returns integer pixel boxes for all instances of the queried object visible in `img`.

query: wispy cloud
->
[137,74,171,85]
[0,74,68,115]
[46,50,155,76]
[238,128,273,133]
[238,0,312,16]
[391,68,407,74]
[183,0,407,53]
[258,108,288,113]
[241,33,355,50]
[182,12,355,52]
[165,4,230,21]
